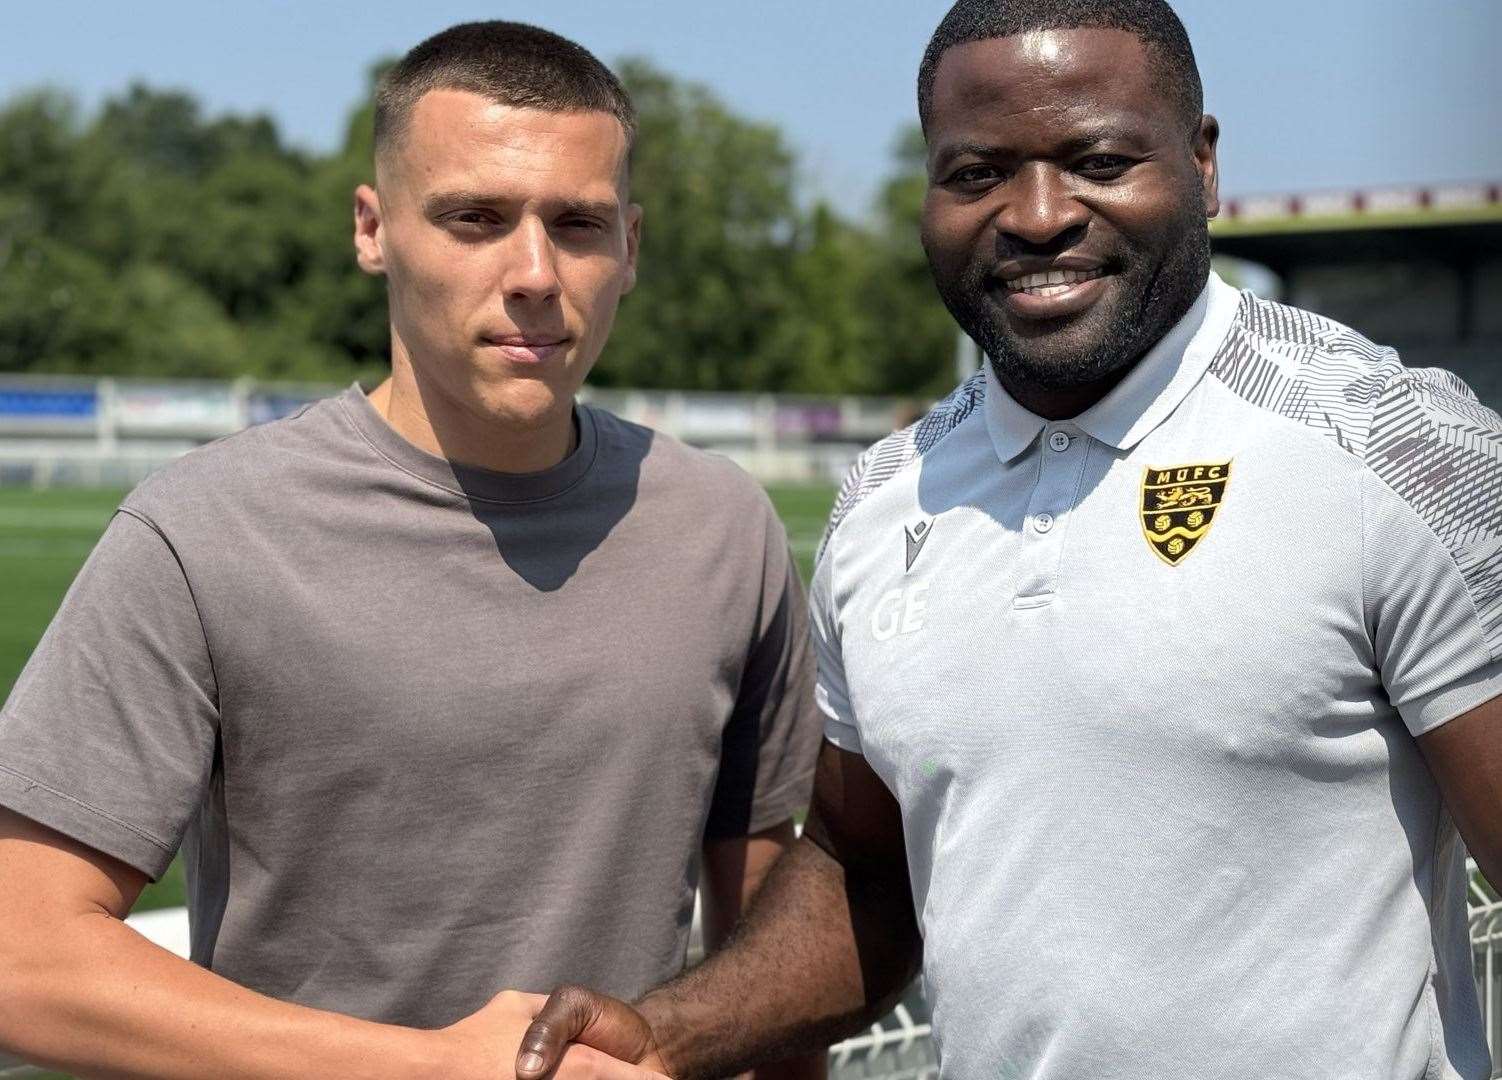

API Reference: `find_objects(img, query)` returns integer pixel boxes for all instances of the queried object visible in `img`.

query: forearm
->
[641,837,920,1079]
[0,912,445,1080]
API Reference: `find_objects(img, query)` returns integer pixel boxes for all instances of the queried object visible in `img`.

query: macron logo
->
[904,519,933,572]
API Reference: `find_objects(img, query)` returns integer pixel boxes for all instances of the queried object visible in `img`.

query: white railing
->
[1472,860,1502,1070]
[828,1002,936,1080]
[0,375,916,487]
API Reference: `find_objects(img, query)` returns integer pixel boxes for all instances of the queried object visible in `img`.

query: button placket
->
[1014,428,1088,608]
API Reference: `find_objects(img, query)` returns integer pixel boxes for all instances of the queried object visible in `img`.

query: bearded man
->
[517,1,1502,1076]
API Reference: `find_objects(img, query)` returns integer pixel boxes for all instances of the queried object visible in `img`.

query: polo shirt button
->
[1034,513,1054,533]
[1048,431,1071,452]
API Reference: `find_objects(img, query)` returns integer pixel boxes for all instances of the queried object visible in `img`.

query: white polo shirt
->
[812,274,1502,1079]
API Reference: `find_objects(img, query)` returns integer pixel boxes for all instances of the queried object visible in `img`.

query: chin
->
[988,321,1139,391]
[473,379,574,429]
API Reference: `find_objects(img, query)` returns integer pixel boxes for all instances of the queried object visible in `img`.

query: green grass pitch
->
[0,481,837,919]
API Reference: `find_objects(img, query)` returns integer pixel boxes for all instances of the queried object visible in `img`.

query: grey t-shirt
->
[0,386,820,1027]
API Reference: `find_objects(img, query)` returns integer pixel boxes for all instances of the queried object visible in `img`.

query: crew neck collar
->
[337,384,598,504]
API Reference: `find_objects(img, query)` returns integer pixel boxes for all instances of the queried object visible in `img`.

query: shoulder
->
[1209,287,1502,519]
[1362,359,1502,587]
[820,370,988,558]
[588,403,779,524]
[121,394,339,528]
[1207,289,1407,456]
[1215,293,1502,649]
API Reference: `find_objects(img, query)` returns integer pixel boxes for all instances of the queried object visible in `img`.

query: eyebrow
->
[930,125,1141,174]
[421,190,620,218]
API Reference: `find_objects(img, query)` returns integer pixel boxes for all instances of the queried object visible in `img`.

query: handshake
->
[447,979,823,1080]
[485,756,920,1080]
[426,749,924,1080]
[511,985,672,1079]
[432,985,678,1080]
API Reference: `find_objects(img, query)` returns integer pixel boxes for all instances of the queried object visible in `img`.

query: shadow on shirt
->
[459,410,651,593]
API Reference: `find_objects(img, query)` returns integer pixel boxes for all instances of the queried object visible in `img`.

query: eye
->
[1074,155,1136,180]
[943,161,1003,184]
[441,210,500,233]
[942,162,1009,190]
[558,216,606,233]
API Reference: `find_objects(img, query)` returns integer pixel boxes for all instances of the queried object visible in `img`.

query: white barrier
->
[1472,861,1502,1066]
[0,375,916,488]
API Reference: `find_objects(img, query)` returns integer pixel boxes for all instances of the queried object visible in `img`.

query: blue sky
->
[5,0,1499,217]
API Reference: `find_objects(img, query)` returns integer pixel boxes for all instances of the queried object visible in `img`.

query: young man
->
[518,2,1502,1076]
[0,22,819,1079]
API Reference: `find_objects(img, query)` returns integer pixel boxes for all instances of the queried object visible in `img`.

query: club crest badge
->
[1139,461,1231,566]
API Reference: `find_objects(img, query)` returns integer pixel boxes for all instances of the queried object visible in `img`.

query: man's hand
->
[514,986,670,1079]
[0,808,668,1079]
[515,743,919,1080]
[445,990,665,1080]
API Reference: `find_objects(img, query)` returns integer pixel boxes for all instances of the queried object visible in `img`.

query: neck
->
[371,349,577,475]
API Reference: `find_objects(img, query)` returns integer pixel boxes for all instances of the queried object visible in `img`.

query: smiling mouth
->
[1002,268,1108,297]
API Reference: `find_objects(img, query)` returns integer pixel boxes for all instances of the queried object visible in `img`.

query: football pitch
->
[0,482,837,917]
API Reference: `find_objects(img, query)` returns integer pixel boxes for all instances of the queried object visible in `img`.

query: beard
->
[932,198,1213,394]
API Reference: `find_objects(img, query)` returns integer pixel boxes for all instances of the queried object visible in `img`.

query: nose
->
[994,163,1089,250]
[499,217,562,304]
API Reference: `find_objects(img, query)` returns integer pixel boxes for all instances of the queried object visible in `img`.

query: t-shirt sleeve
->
[704,512,822,839]
[810,540,861,754]
[0,508,219,878]
[1362,368,1502,735]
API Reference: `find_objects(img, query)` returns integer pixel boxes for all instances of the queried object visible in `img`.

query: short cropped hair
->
[918,0,1203,133]
[374,21,636,159]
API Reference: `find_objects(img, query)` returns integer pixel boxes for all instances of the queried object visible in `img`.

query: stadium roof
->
[1211,182,1502,266]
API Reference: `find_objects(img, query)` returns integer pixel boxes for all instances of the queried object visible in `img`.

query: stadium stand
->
[1212,181,1502,409]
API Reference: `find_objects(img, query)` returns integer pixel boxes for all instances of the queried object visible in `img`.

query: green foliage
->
[859,127,961,397]
[0,68,956,395]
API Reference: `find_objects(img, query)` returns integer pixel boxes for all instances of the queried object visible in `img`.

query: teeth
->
[1005,268,1104,294]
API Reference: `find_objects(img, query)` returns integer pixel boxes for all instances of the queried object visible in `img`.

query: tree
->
[597,59,802,392]
[0,72,959,398]
[859,126,960,398]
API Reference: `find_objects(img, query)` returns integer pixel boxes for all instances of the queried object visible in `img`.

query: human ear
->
[621,203,643,295]
[353,184,387,275]
[1194,114,1221,219]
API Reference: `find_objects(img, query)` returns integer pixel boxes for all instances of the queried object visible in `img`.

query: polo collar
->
[984,272,1242,463]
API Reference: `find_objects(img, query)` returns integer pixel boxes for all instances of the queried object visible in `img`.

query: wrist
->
[395,1026,463,1079]
[637,989,693,1076]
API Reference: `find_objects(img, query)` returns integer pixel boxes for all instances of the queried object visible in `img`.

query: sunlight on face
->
[365,90,640,439]
[1016,30,1068,68]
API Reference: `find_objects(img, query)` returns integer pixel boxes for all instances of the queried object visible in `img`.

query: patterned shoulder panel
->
[1208,290,1401,457]
[817,370,988,563]
[1369,366,1502,653]
[1210,290,1502,656]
